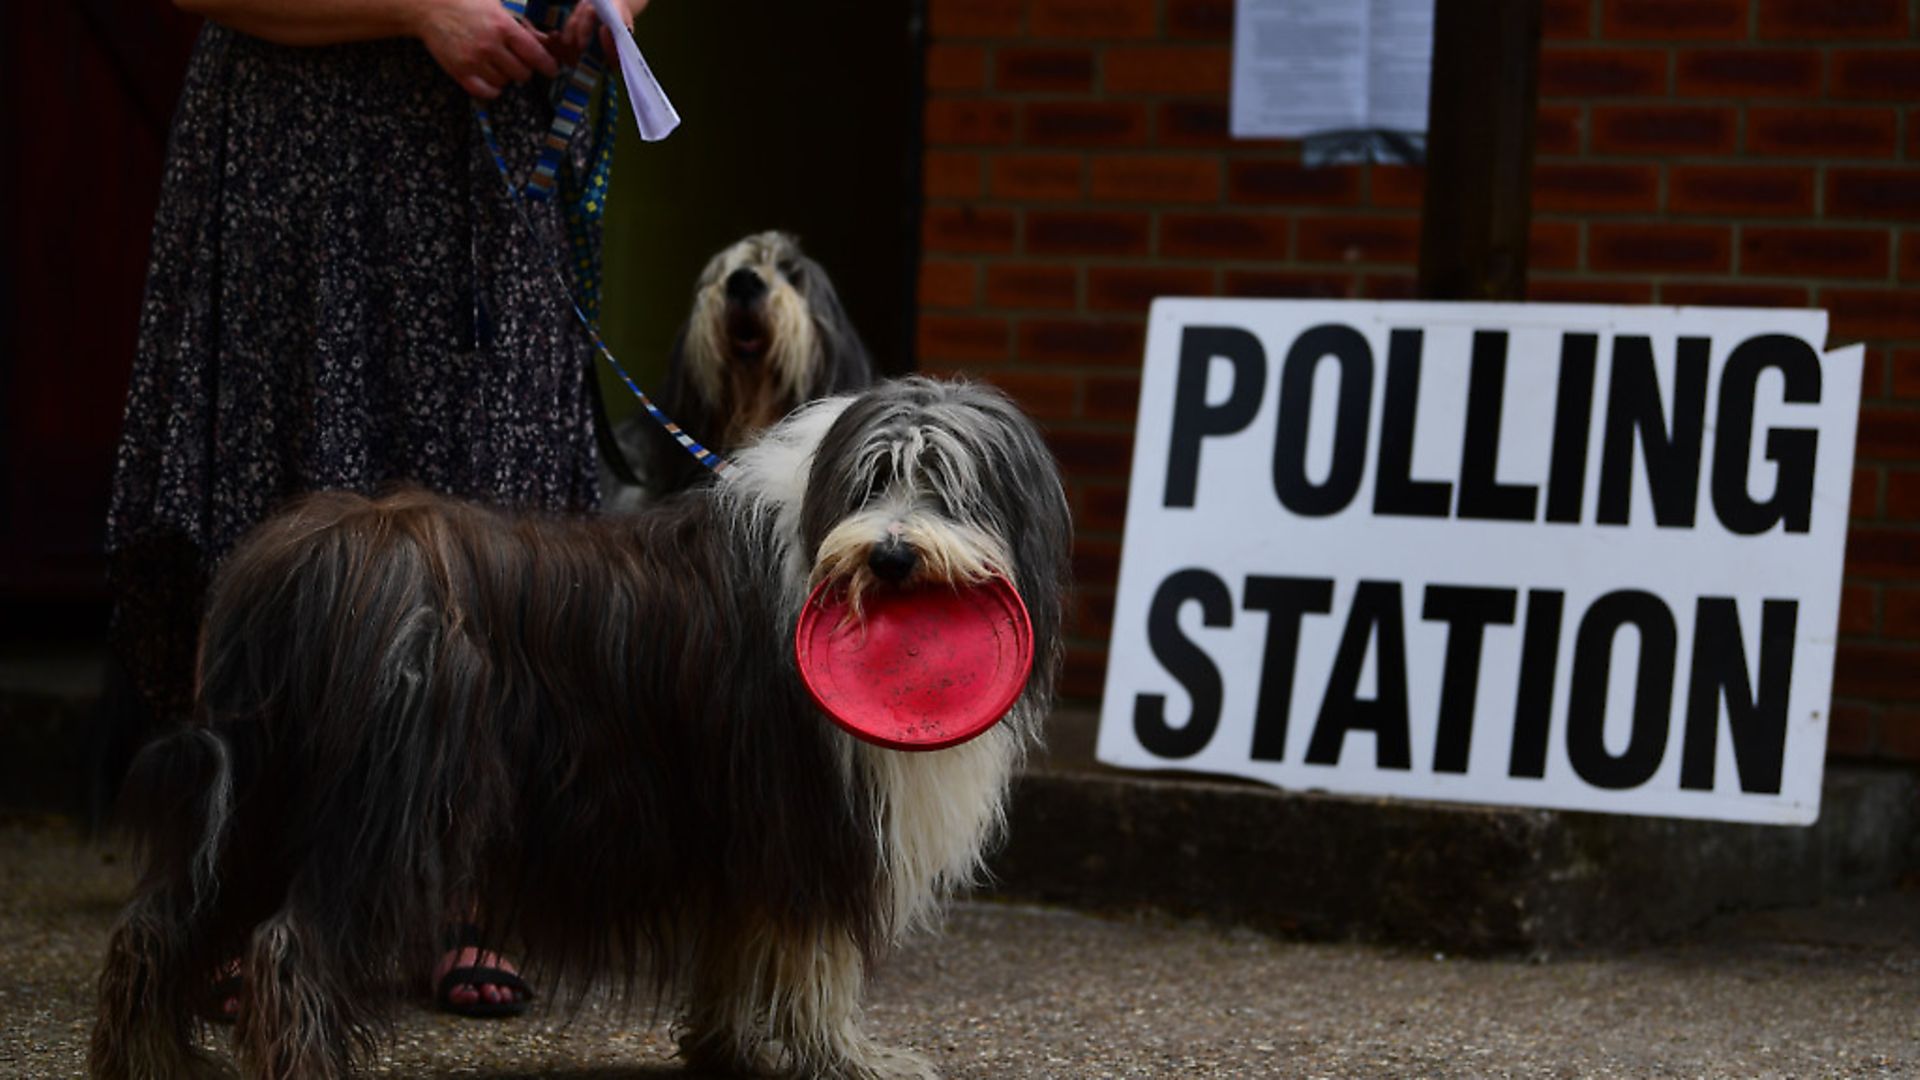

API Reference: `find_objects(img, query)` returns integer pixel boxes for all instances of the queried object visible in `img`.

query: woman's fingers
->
[503,17,559,79]
[462,72,502,100]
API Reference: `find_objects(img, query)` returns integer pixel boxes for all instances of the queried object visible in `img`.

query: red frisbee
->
[795,577,1034,751]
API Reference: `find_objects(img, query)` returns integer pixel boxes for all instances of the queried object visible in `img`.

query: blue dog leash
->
[475,1,730,477]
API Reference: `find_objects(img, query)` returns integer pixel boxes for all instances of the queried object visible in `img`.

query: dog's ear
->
[796,254,877,397]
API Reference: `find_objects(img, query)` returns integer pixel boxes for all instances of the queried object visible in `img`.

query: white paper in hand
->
[587,0,681,142]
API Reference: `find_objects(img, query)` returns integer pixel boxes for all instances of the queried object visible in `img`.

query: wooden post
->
[1416,0,1544,301]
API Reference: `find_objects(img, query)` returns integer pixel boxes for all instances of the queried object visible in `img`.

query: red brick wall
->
[915,0,1920,765]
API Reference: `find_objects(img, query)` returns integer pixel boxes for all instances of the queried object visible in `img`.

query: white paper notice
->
[1231,0,1435,139]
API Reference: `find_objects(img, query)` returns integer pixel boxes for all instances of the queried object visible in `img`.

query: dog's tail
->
[118,725,235,912]
[90,726,235,1080]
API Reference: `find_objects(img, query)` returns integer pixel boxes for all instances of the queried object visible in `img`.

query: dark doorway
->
[597,1,927,402]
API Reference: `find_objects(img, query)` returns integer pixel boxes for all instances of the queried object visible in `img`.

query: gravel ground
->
[4,814,1915,1079]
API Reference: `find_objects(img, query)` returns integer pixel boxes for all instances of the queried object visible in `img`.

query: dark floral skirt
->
[107,24,604,725]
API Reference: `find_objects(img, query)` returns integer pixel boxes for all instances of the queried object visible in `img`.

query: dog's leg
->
[679,920,937,1080]
[90,885,226,1080]
[232,904,358,1080]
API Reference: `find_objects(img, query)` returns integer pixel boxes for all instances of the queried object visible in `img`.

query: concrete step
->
[994,708,1920,953]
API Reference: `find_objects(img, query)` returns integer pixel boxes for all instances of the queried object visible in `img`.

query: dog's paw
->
[676,1025,778,1076]
[824,1043,940,1080]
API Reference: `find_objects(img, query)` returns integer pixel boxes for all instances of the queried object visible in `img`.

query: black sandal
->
[435,924,532,1019]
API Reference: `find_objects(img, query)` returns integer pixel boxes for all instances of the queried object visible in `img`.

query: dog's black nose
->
[867,539,918,584]
[725,268,767,304]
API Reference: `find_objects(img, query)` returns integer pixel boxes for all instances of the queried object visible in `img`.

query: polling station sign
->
[1097,300,1862,825]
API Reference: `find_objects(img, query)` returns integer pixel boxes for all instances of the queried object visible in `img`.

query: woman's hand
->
[554,0,650,66]
[415,0,561,99]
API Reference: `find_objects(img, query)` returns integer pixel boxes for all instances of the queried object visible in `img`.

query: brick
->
[1856,406,1920,461]
[916,315,1010,364]
[1841,583,1878,636]
[1030,0,1158,39]
[990,154,1084,201]
[1221,269,1355,299]
[975,369,1081,423]
[1104,46,1232,95]
[1087,266,1214,312]
[1890,585,1920,638]
[1026,210,1151,256]
[1832,50,1920,101]
[1530,219,1581,271]
[1847,527,1920,576]
[1018,318,1147,367]
[1161,213,1289,259]
[1371,165,1425,209]
[1023,101,1150,146]
[1588,222,1731,273]
[1082,376,1143,426]
[1903,234,1920,282]
[984,263,1079,310]
[1061,647,1109,699]
[1668,165,1815,217]
[917,259,977,308]
[1591,105,1737,155]
[1827,287,1920,341]
[929,0,1023,38]
[1227,161,1364,206]
[1855,465,1881,518]
[1827,702,1880,757]
[1536,105,1584,155]
[1746,107,1898,159]
[1864,347,1889,399]
[1542,0,1592,39]
[1538,48,1668,97]
[1828,169,1920,222]
[1888,470,1920,521]
[1364,275,1420,300]
[923,151,981,199]
[1066,532,1125,590]
[1087,155,1221,203]
[1757,0,1909,38]
[1076,480,1132,532]
[1833,642,1920,698]
[996,48,1096,93]
[1660,281,1810,307]
[1893,349,1920,398]
[1674,49,1822,98]
[1157,100,1233,146]
[1883,709,1920,763]
[1740,226,1890,279]
[926,45,987,91]
[1527,277,1656,304]
[1601,0,1749,39]
[924,99,1016,146]
[1296,216,1421,265]
[1166,0,1232,39]
[1532,162,1661,213]
[922,206,1016,254]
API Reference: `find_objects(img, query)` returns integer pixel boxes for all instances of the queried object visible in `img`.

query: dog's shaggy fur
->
[89,377,1070,1080]
[611,230,876,504]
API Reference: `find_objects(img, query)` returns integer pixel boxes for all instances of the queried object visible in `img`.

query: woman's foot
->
[433,929,532,1017]
[209,960,242,1022]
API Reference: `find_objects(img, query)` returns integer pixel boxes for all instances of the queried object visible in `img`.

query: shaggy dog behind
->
[608,230,876,505]
[91,377,1070,1080]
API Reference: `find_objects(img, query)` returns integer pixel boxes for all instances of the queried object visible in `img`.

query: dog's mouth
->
[725,304,768,361]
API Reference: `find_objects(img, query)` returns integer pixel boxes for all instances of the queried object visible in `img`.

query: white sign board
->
[1098,300,1861,825]
[1231,0,1434,139]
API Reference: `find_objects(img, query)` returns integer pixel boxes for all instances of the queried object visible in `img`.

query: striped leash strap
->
[476,0,727,477]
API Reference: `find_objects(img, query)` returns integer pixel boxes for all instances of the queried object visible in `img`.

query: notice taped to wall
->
[1230,0,1435,139]
[1097,299,1862,826]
